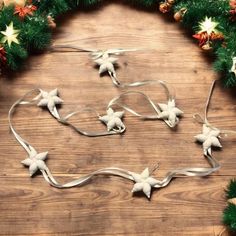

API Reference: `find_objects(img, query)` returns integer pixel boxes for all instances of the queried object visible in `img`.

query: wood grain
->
[0,2,236,235]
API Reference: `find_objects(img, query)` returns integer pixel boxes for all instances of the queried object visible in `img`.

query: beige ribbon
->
[193,79,236,136]
[8,90,220,194]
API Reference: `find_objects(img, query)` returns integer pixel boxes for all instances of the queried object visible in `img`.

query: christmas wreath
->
[0,0,236,87]
[224,179,236,233]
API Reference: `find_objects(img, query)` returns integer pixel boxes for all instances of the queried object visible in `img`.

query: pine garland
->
[0,0,236,87]
[223,179,236,232]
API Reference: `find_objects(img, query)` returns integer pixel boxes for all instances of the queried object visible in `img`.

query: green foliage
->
[224,204,236,231]
[226,179,236,199]
[20,14,51,50]
[33,0,70,17]
[131,0,157,8]
[223,180,236,232]
[0,0,236,86]
[173,0,236,87]
[5,44,28,70]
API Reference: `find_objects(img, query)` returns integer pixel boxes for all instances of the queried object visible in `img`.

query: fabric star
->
[94,52,118,77]
[21,151,48,177]
[1,22,20,47]
[99,108,125,132]
[130,168,159,199]
[158,99,183,127]
[195,124,222,155]
[37,89,63,112]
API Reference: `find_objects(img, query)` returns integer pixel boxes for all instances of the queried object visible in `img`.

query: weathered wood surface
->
[0,2,236,235]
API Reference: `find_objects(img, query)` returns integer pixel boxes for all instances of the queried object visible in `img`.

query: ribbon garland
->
[8,85,222,199]
[25,81,182,134]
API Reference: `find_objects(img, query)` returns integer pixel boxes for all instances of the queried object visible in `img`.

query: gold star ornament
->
[1,22,20,47]
[199,17,219,34]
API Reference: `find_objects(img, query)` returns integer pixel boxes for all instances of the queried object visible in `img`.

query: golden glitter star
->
[1,22,20,47]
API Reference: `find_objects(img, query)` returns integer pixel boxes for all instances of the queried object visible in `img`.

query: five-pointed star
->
[158,99,183,127]
[94,53,118,77]
[195,124,222,155]
[37,89,63,112]
[199,16,219,34]
[99,108,125,132]
[21,151,48,177]
[230,57,236,76]
[130,168,159,199]
[1,22,20,47]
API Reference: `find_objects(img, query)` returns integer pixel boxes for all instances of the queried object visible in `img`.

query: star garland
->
[34,81,183,136]
[9,80,236,201]
[0,0,235,87]
[9,87,222,199]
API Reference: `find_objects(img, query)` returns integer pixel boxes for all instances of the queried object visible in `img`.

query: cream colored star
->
[21,151,48,177]
[1,22,20,47]
[158,99,183,127]
[37,89,63,112]
[99,108,125,132]
[199,17,219,34]
[195,124,222,155]
[94,52,118,77]
[228,198,236,205]
[230,57,236,76]
[130,168,159,199]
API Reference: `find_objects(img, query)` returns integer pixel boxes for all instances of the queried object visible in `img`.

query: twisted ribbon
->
[193,79,236,136]
[107,80,182,128]
[8,90,220,199]
[28,81,180,137]
[37,88,126,137]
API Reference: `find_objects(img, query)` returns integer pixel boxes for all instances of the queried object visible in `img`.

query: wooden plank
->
[0,2,236,235]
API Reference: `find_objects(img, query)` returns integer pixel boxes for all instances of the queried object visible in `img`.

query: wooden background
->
[1,2,236,235]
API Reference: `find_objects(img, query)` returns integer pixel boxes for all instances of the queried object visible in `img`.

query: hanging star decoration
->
[99,108,125,132]
[0,22,20,47]
[158,99,183,127]
[193,17,224,50]
[93,52,118,78]
[195,124,222,155]
[130,167,159,199]
[37,89,64,112]
[230,57,236,76]
[199,16,219,35]
[21,151,48,176]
